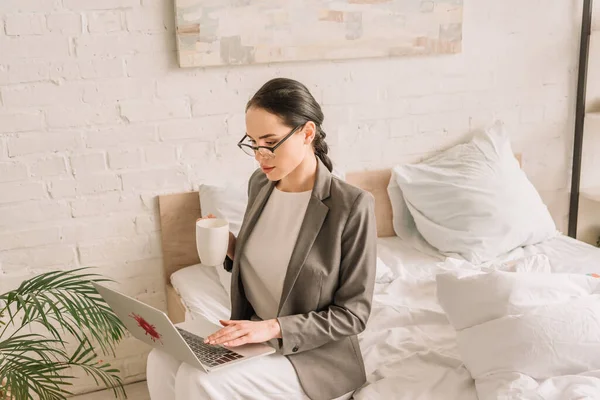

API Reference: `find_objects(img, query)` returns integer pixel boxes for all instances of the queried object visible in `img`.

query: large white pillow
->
[387,173,441,257]
[199,183,248,237]
[437,269,600,385]
[393,121,557,264]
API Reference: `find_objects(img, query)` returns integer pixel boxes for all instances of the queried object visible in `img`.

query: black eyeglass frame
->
[237,123,306,157]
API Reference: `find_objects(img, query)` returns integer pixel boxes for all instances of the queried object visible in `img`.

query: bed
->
[155,157,600,399]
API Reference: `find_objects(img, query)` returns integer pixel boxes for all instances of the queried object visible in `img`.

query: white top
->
[240,186,312,321]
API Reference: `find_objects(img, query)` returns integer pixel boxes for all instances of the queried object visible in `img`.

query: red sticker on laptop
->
[130,312,163,344]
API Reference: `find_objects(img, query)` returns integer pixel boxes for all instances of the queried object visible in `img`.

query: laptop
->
[92,282,275,372]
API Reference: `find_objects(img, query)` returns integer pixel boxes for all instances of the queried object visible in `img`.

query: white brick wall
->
[2,81,87,107]
[0,0,582,395]
[0,226,61,252]
[1,36,70,59]
[0,111,45,133]
[144,144,177,165]
[0,181,46,204]
[108,148,143,170]
[70,152,106,175]
[2,244,77,272]
[62,0,140,12]
[0,160,28,181]
[119,98,191,122]
[0,201,71,228]
[5,13,47,35]
[8,131,82,156]
[46,104,121,128]
[85,124,156,148]
[1,0,59,13]
[46,13,82,34]
[69,192,144,218]
[87,11,124,33]
[30,155,68,177]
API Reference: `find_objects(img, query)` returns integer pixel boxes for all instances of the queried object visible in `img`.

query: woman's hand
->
[197,213,218,223]
[204,319,282,347]
[197,214,236,260]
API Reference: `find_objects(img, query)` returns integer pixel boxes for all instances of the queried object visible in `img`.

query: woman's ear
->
[303,121,317,145]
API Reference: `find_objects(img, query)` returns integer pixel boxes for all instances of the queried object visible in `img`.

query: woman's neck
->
[276,154,318,193]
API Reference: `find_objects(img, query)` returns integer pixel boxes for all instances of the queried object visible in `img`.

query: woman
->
[147,78,377,400]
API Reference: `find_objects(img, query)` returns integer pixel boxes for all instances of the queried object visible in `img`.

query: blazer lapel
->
[278,158,332,315]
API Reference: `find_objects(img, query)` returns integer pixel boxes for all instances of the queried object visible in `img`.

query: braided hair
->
[246,78,333,172]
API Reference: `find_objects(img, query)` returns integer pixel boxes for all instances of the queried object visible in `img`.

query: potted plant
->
[0,268,127,400]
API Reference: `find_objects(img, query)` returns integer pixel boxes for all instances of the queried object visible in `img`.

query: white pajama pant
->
[147,348,353,400]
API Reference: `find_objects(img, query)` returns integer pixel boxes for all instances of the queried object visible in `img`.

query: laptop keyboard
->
[176,327,245,367]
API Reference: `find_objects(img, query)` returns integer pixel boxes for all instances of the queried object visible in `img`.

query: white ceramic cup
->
[196,218,229,267]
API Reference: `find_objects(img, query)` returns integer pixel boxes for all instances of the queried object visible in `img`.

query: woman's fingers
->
[203,320,271,347]
[205,322,243,343]
[209,328,247,345]
[205,327,234,343]
[196,213,217,222]
[223,335,249,347]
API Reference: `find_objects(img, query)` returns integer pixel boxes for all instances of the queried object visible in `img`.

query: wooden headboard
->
[346,170,394,237]
[158,192,202,284]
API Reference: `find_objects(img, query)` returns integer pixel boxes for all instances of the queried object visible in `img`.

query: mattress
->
[166,234,600,399]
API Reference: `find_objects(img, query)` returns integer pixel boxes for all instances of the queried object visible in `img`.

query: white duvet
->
[437,257,600,400]
[355,236,600,400]
[169,235,600,400]
[355,240,474,400]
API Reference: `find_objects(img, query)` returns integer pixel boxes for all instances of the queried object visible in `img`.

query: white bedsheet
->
[170,265,230,325]
[166,234,600,400]
[356,238,475,400]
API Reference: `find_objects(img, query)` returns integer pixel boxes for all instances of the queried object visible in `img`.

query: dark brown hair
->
[246,78,333,172]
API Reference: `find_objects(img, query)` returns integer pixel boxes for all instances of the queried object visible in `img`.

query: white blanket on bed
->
[167,235,600,400]
[436,256,600,400]
[354,237,600,400]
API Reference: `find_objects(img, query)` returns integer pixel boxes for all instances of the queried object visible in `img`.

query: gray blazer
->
[224,157,377,400]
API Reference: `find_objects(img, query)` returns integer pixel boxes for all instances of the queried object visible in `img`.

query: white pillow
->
[437,269,600,383]
[198,183,248,237]
[387,173,441,257]
[393,121,557,264]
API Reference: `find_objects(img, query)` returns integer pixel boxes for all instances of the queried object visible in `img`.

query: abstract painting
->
[175,0,463,68]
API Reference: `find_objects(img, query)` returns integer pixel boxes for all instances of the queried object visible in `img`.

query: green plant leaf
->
[0,267,128,399]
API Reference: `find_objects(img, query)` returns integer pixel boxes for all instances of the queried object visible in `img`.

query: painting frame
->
[175,0,463,68]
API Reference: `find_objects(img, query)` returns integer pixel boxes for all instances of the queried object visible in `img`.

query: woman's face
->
[245,106,314,181]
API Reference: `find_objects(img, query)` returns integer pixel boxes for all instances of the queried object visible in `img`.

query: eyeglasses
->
[237,123,305,159]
